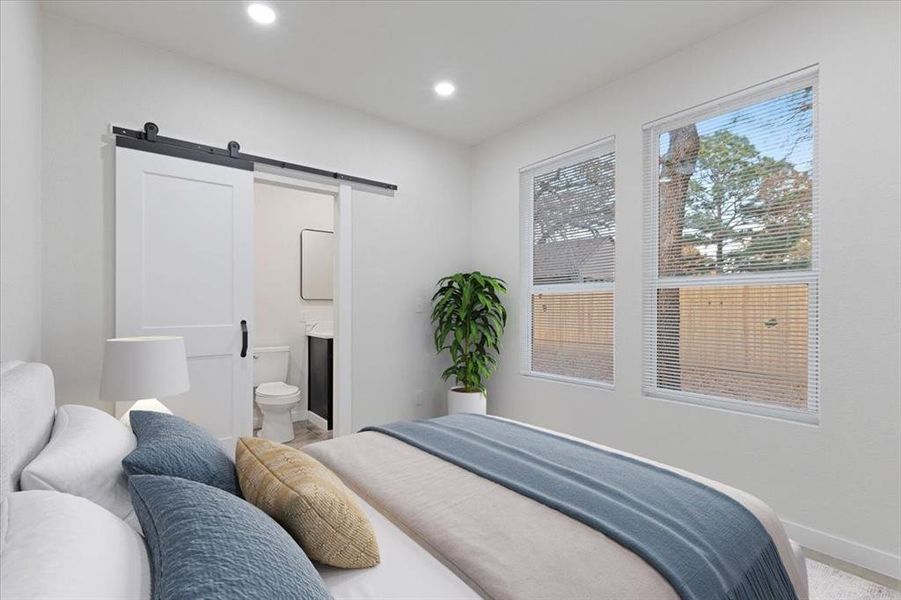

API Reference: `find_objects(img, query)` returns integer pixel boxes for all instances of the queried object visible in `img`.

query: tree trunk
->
[657,125,700,390]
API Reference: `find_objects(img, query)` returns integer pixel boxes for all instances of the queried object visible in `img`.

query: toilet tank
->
[253,346,290,386]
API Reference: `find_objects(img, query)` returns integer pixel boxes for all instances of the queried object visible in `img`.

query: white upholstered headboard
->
[0,361,56,497]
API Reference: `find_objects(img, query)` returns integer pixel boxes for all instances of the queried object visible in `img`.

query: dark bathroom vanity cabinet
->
[307,336,333,429]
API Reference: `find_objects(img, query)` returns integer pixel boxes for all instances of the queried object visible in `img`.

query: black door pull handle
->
[240,320,248,358]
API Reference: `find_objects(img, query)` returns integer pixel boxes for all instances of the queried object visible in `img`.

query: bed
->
[0,361,808,599]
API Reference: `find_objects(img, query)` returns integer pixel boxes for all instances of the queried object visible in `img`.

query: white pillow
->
[0,490,151,599]
[20,404,138,529]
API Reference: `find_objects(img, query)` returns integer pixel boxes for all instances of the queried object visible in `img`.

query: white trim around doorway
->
[253,169,353,438]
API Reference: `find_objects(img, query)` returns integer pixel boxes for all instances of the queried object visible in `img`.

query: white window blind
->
[521,140,615,386]
[643,69,819,422]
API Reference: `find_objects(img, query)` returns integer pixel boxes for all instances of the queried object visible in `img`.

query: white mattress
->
[317,490,479,599]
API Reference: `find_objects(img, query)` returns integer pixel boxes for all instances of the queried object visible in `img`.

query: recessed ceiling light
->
[434,81,456,97]
[247,3,276,25]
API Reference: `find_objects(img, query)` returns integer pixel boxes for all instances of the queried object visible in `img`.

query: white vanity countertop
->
[305,322,334,339]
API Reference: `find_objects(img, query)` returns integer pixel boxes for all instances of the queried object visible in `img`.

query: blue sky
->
[659,86,814,172]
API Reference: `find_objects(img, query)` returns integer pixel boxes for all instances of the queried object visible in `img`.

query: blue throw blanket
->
[363,414,796,600]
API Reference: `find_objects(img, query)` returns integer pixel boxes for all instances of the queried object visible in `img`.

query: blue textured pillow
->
[129,474,332,600]
[123,411,240,496]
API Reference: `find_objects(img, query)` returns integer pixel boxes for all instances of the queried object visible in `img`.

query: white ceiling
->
[42,1,778,144]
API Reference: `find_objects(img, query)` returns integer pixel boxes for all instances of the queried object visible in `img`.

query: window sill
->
[644,388,820,426]
[521,370,615,391]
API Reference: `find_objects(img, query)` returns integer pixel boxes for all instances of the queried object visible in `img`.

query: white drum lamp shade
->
[100,336,190,402]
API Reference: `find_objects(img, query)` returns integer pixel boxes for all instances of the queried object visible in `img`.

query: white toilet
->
[253,346,301,443]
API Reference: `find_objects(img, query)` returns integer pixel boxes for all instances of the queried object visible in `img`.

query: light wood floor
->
[286,420,333,448]
[253,420,332,449]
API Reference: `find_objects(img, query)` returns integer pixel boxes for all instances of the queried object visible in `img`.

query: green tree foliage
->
[681,130,812,275]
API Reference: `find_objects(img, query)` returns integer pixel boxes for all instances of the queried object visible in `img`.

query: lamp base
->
[116,398,172,429]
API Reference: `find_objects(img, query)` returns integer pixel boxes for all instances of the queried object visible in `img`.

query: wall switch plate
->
[414,389,424,406]
[415,296,427,313]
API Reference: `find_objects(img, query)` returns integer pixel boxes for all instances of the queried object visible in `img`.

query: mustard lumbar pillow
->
[235,436,380,568]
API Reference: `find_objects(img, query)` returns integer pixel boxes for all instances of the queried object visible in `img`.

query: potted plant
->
[431,272,507,415]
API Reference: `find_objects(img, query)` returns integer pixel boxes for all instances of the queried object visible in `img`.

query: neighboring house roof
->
[533,237,615,284]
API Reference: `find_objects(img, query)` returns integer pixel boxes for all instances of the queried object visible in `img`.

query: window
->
[643,70,819,422]
[521,139,615,386]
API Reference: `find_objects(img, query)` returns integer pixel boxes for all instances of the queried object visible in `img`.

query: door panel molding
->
[116,146,254,443]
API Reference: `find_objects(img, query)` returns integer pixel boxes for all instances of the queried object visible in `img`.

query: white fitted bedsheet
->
[317,489,480,599]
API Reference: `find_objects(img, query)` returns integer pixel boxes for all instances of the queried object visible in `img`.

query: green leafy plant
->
[431,272,507,394]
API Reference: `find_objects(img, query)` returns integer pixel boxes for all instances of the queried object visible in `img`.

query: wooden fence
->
[531,286,808,405]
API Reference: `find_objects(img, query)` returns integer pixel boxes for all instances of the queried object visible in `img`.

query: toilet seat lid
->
[256,382,300,397]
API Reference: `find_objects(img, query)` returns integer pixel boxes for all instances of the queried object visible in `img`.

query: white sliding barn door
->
[115,147,253,447]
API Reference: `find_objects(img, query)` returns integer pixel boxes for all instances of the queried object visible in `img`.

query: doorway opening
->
[251,170,353,446]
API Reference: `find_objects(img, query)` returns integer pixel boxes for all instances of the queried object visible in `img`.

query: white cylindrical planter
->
[447,387,487,415]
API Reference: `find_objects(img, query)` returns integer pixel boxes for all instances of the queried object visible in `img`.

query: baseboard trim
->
[307,410,328,431]
[290,405,307,422]
[782,519,901,579]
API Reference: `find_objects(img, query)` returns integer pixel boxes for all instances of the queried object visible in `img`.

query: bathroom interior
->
[252,181,335,447]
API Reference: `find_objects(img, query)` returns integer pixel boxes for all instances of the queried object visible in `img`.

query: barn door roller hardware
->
[112,122,398,191]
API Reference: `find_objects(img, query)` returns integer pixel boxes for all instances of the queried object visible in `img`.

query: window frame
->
[642,67,820,424]
[520,137,617,390]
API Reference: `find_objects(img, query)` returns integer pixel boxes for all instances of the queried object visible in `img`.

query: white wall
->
[41,14,471,430]
[0,1,42,362]
[254,182,333,414]
[471,1,900,576]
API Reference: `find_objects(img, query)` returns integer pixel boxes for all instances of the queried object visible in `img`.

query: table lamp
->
[100,336,190,427]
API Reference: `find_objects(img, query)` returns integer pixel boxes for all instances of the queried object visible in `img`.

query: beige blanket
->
[304,427,807,600]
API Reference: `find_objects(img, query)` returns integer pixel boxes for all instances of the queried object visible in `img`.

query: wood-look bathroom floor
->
[254,420,332,449]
